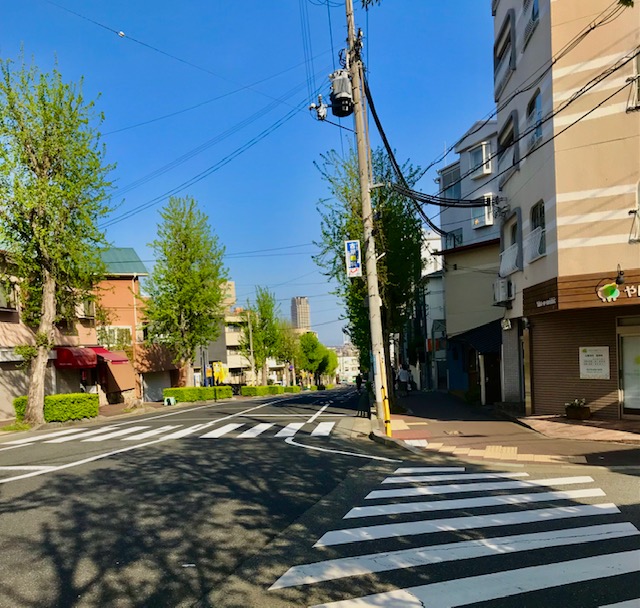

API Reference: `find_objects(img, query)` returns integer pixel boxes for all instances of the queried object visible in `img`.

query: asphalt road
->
[0,388,638,607]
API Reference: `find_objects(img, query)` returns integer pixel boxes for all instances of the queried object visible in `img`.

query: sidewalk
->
[371,390,640,466]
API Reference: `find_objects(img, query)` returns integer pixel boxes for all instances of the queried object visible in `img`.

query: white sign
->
[345,240,362,278]
[579,346,610,380]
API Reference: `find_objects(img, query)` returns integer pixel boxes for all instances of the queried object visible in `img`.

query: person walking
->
[355,373,363,393]
[397,366,410,397]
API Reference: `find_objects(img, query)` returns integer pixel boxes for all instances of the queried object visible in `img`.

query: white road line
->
[405,439,428,447]
[310,549,640,608]
[272,522,639,589]
[311,422,335,436]
[313,503,620,547]
[237,423,274,438]
[82,426,150,442]
[381,472,529,484]
[366,476,595,500]
[200,424,244,438]
[600,601,640,608]
[45,426,120,443]
[306,404,329,424]
[275,423,304,437]
[394,467,466,474]
[283,437,402,463]
[344,488,608,519]
[236,414,346,418]
[0,465,55,471]
[3,428,88,445]
[162,424,207,439]
[122,425,182,441]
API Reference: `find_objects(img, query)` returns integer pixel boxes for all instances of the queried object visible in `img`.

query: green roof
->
[101,248,148,276]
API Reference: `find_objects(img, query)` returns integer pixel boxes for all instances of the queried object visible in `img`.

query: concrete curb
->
[369,429,430,458]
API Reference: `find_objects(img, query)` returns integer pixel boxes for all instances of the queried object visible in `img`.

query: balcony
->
[500,242,520,277]
[497,147,517,188]
[524,227,546,263]
[492,0,500,16]
[494,47,514,99]
[526,109,543,151]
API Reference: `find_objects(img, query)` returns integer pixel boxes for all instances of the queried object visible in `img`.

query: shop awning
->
[88,346,130,364]
[451,319,502,354]
[54,347,98,369]
[105,360,137,392]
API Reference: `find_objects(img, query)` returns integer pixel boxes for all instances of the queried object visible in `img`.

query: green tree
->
[143,196,228,385]
[276,319,300,385]
[0,57,113,424]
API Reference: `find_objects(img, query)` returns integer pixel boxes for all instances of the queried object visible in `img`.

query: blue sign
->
[345,240,362,278]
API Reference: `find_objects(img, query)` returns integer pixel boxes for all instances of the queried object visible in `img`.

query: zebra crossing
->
[1,420,337,445]
[269,465,640,607]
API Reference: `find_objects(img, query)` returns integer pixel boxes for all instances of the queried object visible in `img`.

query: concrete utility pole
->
[344,0,391,436]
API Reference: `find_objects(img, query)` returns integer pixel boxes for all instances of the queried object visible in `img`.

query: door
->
[620,335,640,415]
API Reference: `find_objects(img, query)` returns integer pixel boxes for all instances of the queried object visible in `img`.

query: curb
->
[369,429,430,457]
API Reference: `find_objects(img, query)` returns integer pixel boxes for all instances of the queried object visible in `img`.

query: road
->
[0,388,638,607]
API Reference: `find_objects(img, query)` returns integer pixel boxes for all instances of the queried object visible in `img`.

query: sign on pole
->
[345,240,362,278]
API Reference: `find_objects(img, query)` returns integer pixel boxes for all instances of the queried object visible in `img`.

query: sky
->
[0,0,495,346]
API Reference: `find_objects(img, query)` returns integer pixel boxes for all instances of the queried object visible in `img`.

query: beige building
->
[492,0,640,418]
[291,296,311,332]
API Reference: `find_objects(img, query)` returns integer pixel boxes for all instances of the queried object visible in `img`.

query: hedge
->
[241,386,269,397]
[14,393,99,423]
[283,386,301,393]
[163,386,232,403]
[267,385,285,395]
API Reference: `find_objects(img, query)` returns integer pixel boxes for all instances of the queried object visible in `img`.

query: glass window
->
[532,0,539,21]
[440,165,461,200]
[510,222,518,246]
[445,228,463,249]
[531,201,546,253]
[498,119,515,161]
[527,91,542,143]
[469,143,492,177]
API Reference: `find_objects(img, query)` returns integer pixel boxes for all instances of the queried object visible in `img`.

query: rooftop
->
[101,248,148,276]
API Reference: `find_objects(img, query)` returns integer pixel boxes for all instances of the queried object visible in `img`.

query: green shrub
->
[284,386,301,393]
[241,386,270,397]
[325,384,335,390]
[267,385,284,395]
[309,385,318,391]
[14,393,99,423]
[163,386,233,403]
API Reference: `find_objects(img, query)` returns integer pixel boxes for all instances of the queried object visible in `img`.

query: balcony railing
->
[492,0,500,16]
[500,242,520,277]
[494,46,514,99]
[526,109,543,151]
[524,227,546,263]
[497,146,517,187]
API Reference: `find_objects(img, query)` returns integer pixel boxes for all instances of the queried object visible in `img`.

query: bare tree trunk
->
[261,361,268,386]
[24,270,56,425]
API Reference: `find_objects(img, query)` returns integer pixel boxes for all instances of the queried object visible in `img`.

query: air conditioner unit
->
[493,278,514,306]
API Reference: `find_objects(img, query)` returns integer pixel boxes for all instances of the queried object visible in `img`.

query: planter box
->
[566,407,591,420]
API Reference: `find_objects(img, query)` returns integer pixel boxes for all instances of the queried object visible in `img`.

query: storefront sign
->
[579,346,610,380]
[345,240,362,278]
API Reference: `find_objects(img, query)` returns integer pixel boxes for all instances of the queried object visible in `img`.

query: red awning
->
[54,347,97,369]
[88,346,130,364]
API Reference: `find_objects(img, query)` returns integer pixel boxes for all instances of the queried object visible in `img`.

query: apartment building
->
[492,0,640,418]
[291,296,311,333]
[437,121,503,403]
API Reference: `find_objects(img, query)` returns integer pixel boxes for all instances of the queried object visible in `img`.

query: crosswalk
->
[269,466,640,607]
[2,421,336,445]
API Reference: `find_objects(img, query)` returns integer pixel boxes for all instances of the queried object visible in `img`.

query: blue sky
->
[1,0,495,345]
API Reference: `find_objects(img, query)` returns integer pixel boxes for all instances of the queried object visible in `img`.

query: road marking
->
[162,424,208,439]
[393,466,465,474]
[237,423,274,438]
[600,601,640,608]
[272,522,638,589]
[309,550,640,608]
[405,439,428,447]
[122,425,182,441]
[381,472,529,484]
[306,404,330,424]
[344,488,608,519]
[82,426,150,442]
[366,476,595,500]
[0,465,55,471]
[283,437,402,463]
[3,428,88,445]
[200,423,244,438]
[275,423,304,437]
[311,422,335,436]
[45,426,120,443]
[313,503,620,547]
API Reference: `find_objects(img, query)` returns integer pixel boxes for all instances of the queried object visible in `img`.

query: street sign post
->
[345,240,362,278]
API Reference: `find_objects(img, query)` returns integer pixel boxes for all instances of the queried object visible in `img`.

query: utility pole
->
[247,310,256,386]
[344,0,391,436]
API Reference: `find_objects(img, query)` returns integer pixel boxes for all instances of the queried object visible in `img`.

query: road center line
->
[306,404,330,424]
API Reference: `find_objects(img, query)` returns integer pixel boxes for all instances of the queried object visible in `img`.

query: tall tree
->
[143,196,228,385]
[0,57,113,424]
[276,319,300,385]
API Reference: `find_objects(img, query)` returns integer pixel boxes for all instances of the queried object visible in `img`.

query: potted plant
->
[564,398,591,420]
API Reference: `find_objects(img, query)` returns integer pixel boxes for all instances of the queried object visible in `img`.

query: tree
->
[275,319,300,385]
[143,196,228,385]
[0,57,113,424]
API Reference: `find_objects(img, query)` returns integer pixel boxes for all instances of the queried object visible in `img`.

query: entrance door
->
[621,335,640,414]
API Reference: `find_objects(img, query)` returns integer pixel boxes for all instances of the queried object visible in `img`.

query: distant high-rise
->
[291,296,311,332]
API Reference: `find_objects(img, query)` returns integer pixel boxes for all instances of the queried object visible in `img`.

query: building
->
[437,121,503,404]
[492,0,640,418]
[291,296,311,332]
[330,343,360,383]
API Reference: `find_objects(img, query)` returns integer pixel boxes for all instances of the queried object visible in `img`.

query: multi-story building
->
[291,296,311,332]
[492,0,639,418]
[437,121,503,403]
[330,343,360,383]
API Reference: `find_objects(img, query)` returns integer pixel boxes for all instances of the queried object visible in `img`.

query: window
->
[0,284,16,310]
[523,0,539,47]
[526,91,542,150]
[526,201,546,261]
[97,326,132,350]
[628,55,640,112]
[445,228,463,249]
[469,143,492,178]
[77,299,95,319]
[497,113,519,186]
[472,195,495,229]
[440,165,461,200]
[498,119,515,162]
[494,10,515,99]
[510,222,518,246]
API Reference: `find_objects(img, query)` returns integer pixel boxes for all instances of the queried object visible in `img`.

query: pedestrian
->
[355,373,363,393]
[398,366,410,397]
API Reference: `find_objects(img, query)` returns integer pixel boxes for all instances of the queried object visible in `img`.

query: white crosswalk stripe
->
[82,426,150,442]
[275,423,305,437]
[311,422,335,436]
[269,466,640,607]
[200,423,244,438]
[237,423,274,438]
[45,426,120,443]
[4,428,88,444]
[122,425,182,441]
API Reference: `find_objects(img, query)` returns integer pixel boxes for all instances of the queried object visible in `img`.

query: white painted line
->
[306,404,329,424]
[309,549,640,608]
[600,600,640,608]
[283,437,402,463]
[272,522,639,589]
[405,439,428,447]
[122,425,182,441]
[313,503,619,547]
[82,426,150,442]
[200,423,244,438]
[236,414,345,418]
[311,422,335,436]
[237,423,274,438]
[162,424,207,439]
[0,465,55,471]
[3,428,88,445]
[45,426,120,443]
[366,476,595,500]
[344,488,608,519]
[394,467,466,474]
[381,472,529,484]
[275,423,304,437]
